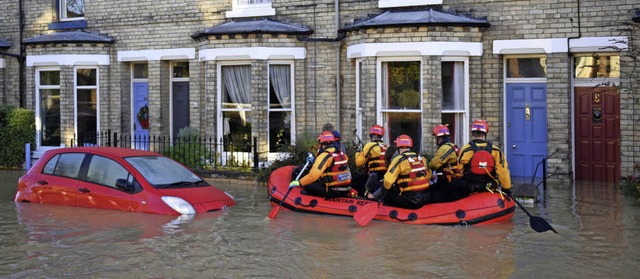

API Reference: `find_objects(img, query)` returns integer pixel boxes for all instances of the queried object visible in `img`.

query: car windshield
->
[125,156,207,188]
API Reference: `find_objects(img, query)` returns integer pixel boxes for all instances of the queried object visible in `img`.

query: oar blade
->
[354,202,378,226]
[530,216,558,234]
[267,206,281,219]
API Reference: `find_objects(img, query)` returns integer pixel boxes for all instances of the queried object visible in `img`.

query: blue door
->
[133,82,149,150]
[506,83,548,180]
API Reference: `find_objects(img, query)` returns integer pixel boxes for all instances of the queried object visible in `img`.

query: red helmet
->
[432,124,450,137]
[395,134,413,148]
[318,131,335,144]
[369,124,384,137]
[471,119,489,134]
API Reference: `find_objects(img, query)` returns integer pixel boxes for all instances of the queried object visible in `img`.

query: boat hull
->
[268,165,515,225]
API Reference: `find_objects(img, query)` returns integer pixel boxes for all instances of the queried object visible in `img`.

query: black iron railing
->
[71,130,259,172]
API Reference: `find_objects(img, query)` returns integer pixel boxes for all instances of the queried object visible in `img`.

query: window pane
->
[53,153,85,178]
[382,61,420,110]
[574,55,620,78]
[42,154,60,174]
[269,65,291,109]
[441,113,464,145]
[223,111,252,152]
[65,0,85,18]
[77,68,96,86]
[41,89,61,146]
[441,61,465,111]
[39,71,60,85]
[222,65,252,108]
[133,64,148,79]
[385,111,422,152]
[86,155,129,188]
[173,62,189,78]
[269,111,291,151]
[506,58,547,78]
[77,88,97,145]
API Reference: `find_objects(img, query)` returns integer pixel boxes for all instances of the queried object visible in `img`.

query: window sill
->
[48,20,88,30]
[379,0,442,8]
[226,5,276,18]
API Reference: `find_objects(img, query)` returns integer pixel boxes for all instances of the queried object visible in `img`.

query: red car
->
[15,147,236,215]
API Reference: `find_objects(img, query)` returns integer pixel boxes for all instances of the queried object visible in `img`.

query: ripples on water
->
[1,170,639,278]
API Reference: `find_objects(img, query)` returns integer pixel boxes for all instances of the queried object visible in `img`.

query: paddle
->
[504,191,558,234]
[268,155,312,219]
[354,201,379,226]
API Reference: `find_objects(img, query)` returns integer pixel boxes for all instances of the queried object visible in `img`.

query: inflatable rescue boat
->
[268,166,516,225]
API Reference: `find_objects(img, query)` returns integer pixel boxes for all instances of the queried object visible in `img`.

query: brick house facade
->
[1,0,639,182]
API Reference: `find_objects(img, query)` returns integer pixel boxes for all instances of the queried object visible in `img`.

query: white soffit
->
[27,55,110,66]
[199,47,306,61]
[493,38,568,54]
[117,48,196,62]
[569,36,628,52]
[347,42,483,58]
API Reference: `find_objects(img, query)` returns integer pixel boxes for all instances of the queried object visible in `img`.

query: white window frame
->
[59,0,85,21]
[355,59,364,140]
[379,0,442,9]
[376,57,424,150]
[267,61,295,161]
[35,67,61,147]
[441,57,470,146]
[216,61,253,166]
[226,0,275,18]
[74,66,100,146]
[170,61,190,141]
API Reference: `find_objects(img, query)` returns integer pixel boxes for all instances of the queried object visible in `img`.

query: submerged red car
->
[15,147,235,215]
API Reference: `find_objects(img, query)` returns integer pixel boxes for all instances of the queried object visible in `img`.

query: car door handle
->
[78,188,90,193]
[37,180,49,185]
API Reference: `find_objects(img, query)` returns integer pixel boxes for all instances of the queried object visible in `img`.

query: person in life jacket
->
[321,122,346,153]
[373,134,432,209]
[289,131,353,198]
[455,119,512,196]
[353,124,388,197]
[427,124,464,202]
[428,124,463,184]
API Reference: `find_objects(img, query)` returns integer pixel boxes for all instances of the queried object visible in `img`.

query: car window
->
[42,154,60,174]
[86,155,130,189]
[52,153,85,178]
[125,156,202,187]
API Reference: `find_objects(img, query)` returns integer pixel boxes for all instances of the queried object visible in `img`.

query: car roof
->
[47,146,162,158]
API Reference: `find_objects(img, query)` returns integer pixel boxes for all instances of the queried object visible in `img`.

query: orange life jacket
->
[366,141,388,173]
[319,149,352,189]
[437,142,463,182]
[395,152,430,194]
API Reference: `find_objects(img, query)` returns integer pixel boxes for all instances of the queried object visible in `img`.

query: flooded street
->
[1,169,639,278]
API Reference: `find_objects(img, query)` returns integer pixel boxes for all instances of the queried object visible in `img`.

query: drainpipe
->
[19,0,26,108]
[296,0,345,131]
[567,0,582,181]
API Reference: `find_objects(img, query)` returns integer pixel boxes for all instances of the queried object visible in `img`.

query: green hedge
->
[0,105,35,169]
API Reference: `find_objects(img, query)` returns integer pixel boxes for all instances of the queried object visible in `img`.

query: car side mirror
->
[115,178,130,191]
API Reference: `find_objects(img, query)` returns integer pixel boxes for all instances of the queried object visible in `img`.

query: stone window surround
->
[35,66,61,147]
[492,36,628,55]
[74,66,100,144]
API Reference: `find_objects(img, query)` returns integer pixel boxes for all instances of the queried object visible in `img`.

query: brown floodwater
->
[1,169,639,278]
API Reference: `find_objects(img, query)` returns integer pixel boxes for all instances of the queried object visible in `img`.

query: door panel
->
[574,87,620,182]
[172,81,190,138]
[506,83,548,180]
[133,82,149,150]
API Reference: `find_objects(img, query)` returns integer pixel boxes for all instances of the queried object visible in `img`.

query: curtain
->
[453,62,464,110]
[223,65,251,105]
[269,65,291,108]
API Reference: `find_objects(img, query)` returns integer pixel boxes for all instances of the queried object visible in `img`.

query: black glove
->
[502,188,512,195]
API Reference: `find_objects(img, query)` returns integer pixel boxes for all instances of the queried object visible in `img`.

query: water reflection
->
[0,170,639,278]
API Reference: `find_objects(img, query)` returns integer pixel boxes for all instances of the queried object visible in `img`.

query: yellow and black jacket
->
[457,140,512,190]
[383,151,432,194]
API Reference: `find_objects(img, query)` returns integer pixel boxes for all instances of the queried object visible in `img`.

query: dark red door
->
[574,87,620,182]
